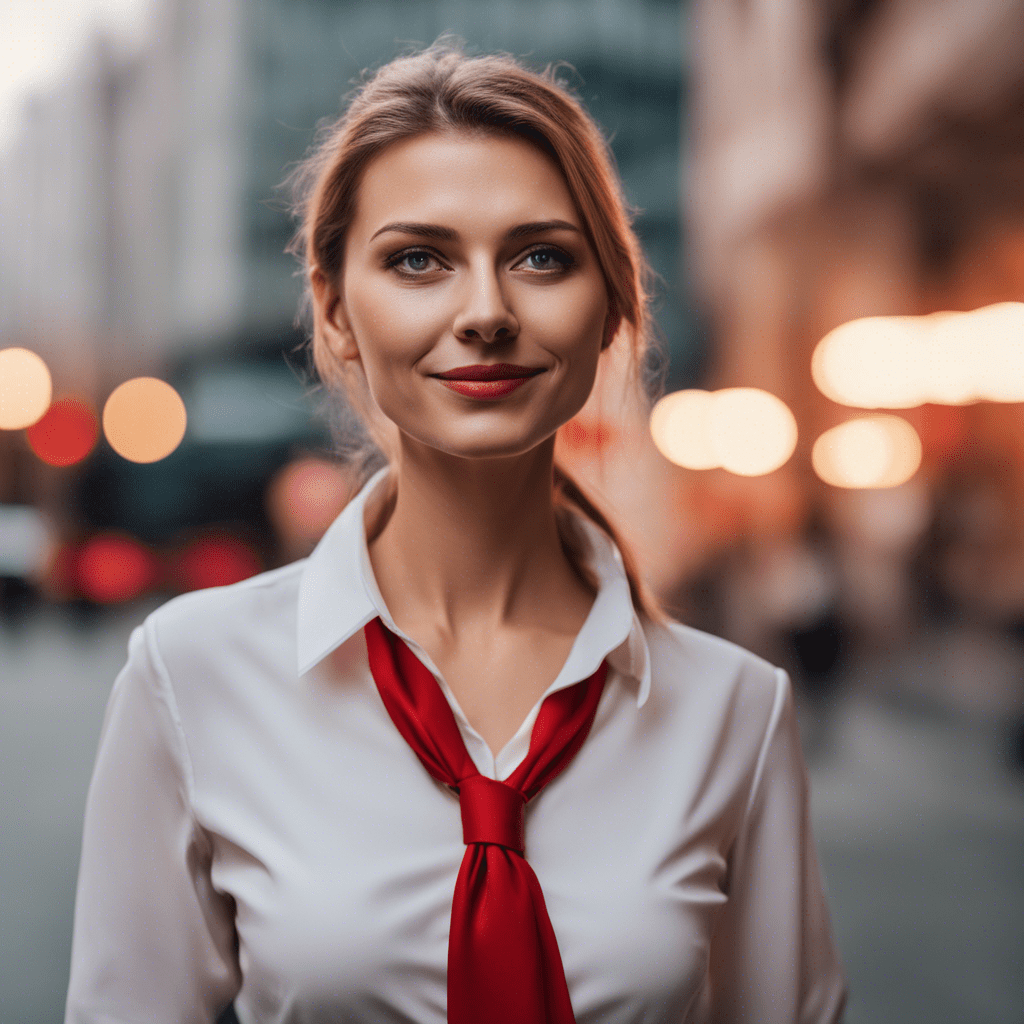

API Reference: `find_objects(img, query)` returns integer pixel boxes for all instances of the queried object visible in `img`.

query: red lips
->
[433,364,544,381]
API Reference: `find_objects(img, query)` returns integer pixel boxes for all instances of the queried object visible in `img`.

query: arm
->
[707,669,847,1023]
[65,617,241,1024]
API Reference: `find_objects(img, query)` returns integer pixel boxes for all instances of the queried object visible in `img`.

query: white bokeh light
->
[812,303,1024,409]
[812,415,922,489]
[650,387,797,476]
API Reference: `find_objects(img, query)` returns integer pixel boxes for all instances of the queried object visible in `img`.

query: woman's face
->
[318,131,612,460]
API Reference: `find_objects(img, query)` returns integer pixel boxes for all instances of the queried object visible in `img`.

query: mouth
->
[432,363,545,381]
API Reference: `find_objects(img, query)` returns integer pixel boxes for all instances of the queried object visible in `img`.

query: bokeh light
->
[812,302,1024,408]
[102,377,187,463]
[559,417,617,455]
[710,387,799,476]
[173,533,262,592]
[949,302,1024,403]
[650,390,719,470]
[812,415,923,488]
[25,396,99,467]
[0,347,52,429]
[650,387,797,475]
[43,540,79,602]
[266,456,353,550]
[75,534,161,604]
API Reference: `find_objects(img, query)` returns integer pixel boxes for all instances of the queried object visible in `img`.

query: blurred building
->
[686,0,1024,403]
[0,36,121,396]
[0,0,692,387]
[678,0,1024,709]
[0,3,248,380]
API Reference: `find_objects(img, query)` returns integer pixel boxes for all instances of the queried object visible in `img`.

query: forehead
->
[348,131,580,238]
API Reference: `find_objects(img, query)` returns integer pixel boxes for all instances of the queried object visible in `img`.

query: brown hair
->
[286,36,666,622]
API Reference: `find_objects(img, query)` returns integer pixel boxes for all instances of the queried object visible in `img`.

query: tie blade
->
[449,846,575,1024]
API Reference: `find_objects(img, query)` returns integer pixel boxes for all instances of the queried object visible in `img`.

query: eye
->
[514,247,575,273]
[385,249,445,275]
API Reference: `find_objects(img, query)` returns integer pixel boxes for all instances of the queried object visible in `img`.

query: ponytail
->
[553,463,667,625]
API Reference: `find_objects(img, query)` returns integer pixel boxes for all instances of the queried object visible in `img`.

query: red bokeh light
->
[26,397,99,467]
[265,455,353,559]
[174,534,262,593]
[915,404,970,465]
[41,540,78,601]
[76,534,161,604]
[560,417,617,454]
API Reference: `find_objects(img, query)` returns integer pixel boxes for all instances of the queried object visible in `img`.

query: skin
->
[311,130,618,755]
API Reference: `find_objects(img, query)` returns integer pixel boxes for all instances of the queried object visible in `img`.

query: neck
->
[366,435,591,639]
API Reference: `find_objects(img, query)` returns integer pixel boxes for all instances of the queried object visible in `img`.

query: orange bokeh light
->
[0,347,52,429]
[103,377,187,463]
[25,396,99,466]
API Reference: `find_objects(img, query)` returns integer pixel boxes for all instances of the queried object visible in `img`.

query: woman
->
[66,40,847,1024]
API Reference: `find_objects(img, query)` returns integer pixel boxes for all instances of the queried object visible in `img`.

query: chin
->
[403,422,559,462]
[438,436,552,461]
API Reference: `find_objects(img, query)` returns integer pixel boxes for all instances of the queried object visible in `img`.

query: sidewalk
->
[806,687,1024,1024]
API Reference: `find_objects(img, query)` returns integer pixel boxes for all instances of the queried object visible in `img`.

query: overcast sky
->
[0,0,155,152]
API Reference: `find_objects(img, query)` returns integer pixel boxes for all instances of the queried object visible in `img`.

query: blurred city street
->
[2,603,1022,1024]
[4,0,1024,1021]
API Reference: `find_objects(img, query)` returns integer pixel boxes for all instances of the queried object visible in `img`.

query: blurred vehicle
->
[0,503,54,622]
[47,340,334,612]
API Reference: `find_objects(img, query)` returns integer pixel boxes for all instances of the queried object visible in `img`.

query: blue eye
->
[519,248,573,272]
[386,249,442,274]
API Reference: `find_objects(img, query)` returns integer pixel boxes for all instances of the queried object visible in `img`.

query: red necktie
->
[363,616,607,1024]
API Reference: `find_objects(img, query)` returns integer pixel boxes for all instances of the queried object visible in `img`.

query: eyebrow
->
[369,219,582,242]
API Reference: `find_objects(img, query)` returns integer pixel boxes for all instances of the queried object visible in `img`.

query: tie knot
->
[458,775,526,853]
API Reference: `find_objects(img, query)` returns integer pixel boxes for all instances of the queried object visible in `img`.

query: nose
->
[452,263,519,345]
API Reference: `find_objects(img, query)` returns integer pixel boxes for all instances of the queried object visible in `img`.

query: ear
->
[311,267,359,362]
[601,295,622,351]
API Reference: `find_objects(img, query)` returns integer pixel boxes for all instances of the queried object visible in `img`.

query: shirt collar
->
[296,466,651,707]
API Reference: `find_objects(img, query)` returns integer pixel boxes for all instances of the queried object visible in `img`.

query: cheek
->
[523,276,608,367]
[343,276,444,381]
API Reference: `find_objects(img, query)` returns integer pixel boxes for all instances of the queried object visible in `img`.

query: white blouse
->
[66,467,847,1024]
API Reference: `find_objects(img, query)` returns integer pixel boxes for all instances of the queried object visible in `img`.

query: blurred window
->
[182,362,314,444]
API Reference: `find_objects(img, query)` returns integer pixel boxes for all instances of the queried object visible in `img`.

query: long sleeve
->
[65,617,242,1024]
[706,669,847,1023]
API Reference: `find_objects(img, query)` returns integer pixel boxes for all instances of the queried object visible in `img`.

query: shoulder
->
[126,561,312,779]
[646,617,784,698]
[640,616,788,747]
[142,559,306,673]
